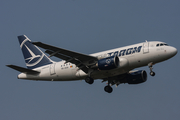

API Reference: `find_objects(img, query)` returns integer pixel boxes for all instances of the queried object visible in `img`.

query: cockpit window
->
[156,43,169,47]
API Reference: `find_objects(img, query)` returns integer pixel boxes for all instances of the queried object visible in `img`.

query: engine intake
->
[127,70,147,84]
[97,56,119,70]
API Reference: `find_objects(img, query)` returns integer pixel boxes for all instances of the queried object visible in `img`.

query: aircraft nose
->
[169,46,178,57]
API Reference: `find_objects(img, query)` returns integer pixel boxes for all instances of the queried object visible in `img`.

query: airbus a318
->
[7,35,177,93]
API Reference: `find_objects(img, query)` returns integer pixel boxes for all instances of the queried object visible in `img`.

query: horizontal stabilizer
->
[6,65,40,74]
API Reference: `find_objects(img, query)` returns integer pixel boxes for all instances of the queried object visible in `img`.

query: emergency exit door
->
[50,63,56,75]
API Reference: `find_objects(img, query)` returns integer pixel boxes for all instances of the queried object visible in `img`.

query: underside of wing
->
[33,42,98,73]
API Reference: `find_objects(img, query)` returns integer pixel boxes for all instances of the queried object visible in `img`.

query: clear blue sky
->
[1,0,180,120]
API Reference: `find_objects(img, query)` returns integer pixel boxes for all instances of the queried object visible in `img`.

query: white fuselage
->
[18,41,177,81]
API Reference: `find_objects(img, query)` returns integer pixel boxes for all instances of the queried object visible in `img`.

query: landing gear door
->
[143,42,149,54]
[50,63,56,75]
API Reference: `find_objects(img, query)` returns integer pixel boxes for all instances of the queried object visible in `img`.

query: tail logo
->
[24,44,44,67]
[20,37,45,68]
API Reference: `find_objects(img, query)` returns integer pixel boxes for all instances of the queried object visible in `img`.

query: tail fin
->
[18,35,53,69]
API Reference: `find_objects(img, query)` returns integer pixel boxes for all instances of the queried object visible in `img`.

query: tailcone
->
[18,73,27,79]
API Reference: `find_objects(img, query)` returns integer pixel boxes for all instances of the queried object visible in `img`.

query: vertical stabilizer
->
[18,35,53,69]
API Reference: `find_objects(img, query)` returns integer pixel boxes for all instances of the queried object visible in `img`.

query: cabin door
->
[143,42,149,54]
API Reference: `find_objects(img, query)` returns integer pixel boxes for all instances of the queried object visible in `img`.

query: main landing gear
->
[85,77,94,84]
[148,62,155,76]
[104,85,113,93]
[85,77,113,93]
[85,70,94,84]
[103,80,113,93]
[85,70,113,93]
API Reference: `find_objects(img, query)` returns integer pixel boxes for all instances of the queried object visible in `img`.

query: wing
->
[32,42,98,73]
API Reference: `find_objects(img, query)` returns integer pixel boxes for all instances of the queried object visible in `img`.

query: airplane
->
[7,35,177,93]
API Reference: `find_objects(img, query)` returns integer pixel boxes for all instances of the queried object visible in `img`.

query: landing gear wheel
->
[85,77,94,84]
[148,62,156,77]
[150,71,155,76]
[104,85,113,93]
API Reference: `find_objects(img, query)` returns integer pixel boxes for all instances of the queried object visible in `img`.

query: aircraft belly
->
[91,68,129,79]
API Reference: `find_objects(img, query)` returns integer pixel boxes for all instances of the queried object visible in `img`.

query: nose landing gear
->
[148,62,155,76]
[150,71,155,76]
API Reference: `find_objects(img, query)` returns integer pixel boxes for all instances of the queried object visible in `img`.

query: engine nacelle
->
[97,56,119,70]
[127,70,147,84]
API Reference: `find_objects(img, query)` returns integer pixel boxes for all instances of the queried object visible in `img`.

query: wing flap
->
[6,65,40,74]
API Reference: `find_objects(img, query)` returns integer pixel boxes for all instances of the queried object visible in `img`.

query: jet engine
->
[127,70,147,84]
[97,56,119,70]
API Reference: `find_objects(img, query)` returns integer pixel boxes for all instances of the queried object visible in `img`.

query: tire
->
[150,71,155,76]
[85,77,94,84]
[104,85,113,93]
